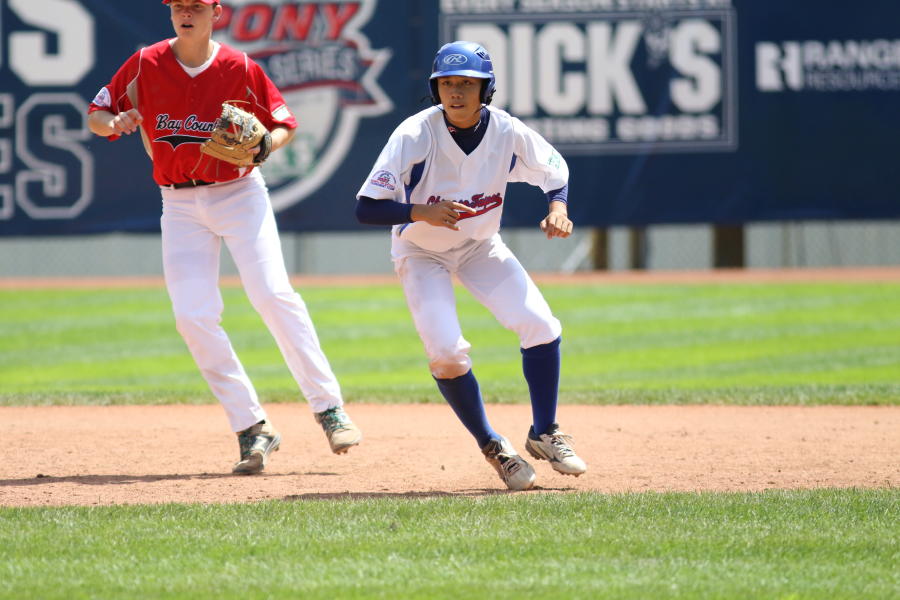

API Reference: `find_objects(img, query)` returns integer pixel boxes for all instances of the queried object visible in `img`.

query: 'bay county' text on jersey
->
[357,105,568,255]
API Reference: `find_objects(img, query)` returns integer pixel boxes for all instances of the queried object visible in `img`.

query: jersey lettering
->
[427,192,503,219]
[155,114,216,133]
[184,115,216,132]
[153,113,217,148]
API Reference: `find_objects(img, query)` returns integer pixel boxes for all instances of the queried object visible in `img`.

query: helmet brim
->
[430,70,493,80]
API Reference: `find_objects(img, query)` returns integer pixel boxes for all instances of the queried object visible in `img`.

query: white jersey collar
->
[170,39,221,78]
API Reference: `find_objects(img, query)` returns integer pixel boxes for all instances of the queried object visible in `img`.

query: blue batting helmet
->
[429,41,496,105]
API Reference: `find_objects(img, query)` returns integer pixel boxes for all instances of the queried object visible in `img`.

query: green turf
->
[1,282,899,405]
[0,490,896,599]
[2,281,897,599]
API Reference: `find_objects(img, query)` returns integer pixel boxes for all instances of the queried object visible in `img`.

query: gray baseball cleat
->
[482,436,536,491]
[525,423,587,476]
[233,420,281,474]
[315,406,362,454]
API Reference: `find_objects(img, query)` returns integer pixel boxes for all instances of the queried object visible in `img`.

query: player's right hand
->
[411,201,476,231]
[109,109,143,135]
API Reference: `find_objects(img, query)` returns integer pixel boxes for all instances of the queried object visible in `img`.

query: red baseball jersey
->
[89,39,297,186]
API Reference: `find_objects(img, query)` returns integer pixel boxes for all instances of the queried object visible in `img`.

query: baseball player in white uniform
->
[356,41,587,490]
[87,0,361,475]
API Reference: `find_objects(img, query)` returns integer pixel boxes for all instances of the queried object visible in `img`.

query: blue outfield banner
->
[0,0,898,235]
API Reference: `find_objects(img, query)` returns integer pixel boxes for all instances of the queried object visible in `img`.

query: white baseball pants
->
[160,170,343,432]
[394,234,562,379]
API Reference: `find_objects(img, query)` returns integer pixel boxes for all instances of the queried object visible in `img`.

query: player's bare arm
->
[88,108,143,137]
[251,126,294,158]
[540,200,573,239]
[411,200,477,231]
[244,125,293,161]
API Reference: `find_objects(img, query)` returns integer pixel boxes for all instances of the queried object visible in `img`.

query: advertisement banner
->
[0,0,897,235]
[441,1,738,155]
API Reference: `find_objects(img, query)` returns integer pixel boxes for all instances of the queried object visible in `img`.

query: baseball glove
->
[200,103,272,167]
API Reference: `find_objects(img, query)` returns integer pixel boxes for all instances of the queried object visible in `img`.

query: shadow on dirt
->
[0,472,311,486]
[282,486,575,501]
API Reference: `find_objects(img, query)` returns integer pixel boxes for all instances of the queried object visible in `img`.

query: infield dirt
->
[3,267,898,506]
[2,404,897,506]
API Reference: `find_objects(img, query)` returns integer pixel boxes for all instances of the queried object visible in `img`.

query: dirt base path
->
[1,404,897,506]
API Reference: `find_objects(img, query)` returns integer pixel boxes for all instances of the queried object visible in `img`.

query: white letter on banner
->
[756,41,803,92]
[15,94,93,219]
[756,42,784,91]
[537,23,585,116]
[9,0,94,85]
[587,21,646,115]
[669,20,721,112]
[509,23,536,116]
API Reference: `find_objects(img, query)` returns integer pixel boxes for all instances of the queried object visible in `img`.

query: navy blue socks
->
[434,370,497,448]
[435,337,561,447]
[522,336,561,435]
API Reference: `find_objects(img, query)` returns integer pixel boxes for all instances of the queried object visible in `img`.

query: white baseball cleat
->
[481,436,536,491]
[525,423,587,476]
[233,420,281,475]
[315,406,362,454]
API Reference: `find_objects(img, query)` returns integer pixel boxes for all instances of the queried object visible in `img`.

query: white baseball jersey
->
[357,105,569,256]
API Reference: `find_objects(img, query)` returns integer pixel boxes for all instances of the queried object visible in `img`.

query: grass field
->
[2,490,898,599]
[1,280,898,598]
[1,281,899,405]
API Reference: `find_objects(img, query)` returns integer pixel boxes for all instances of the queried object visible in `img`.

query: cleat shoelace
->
[497,455,523,476]
[547,433,576,458]
[319,408,350,433]
[484,442,524,477]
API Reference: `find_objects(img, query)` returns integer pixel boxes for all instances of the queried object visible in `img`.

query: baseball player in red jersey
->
[356,42,587,491]
[87,0,361,475]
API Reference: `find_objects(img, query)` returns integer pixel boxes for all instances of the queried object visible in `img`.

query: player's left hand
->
[411,201,477,231]
[540,210,573,239]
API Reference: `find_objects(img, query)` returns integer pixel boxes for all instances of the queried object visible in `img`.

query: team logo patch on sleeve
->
[371,170,396,191]
[92,87,111,108]
[548,150,562,169]
[272,105,291,121]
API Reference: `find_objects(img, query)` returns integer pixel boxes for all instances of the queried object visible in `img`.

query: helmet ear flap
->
[481,80,494,105]
[430,79,440,105]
